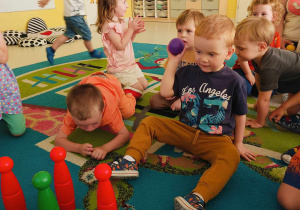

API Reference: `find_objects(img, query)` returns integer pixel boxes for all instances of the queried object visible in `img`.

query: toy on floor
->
[272,114,300,134]
[286,44,295,51]
[168,38,184,55]
[0,147,117,210]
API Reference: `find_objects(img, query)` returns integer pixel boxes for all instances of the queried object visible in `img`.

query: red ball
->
[168,38,184,55]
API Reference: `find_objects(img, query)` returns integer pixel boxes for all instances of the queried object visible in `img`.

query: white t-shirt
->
[64,0,86,17]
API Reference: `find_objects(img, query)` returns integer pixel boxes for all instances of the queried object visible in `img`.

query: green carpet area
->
[1,43,297,210]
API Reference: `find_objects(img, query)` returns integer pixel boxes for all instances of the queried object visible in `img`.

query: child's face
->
[252,4,274,23]
[114,0,129,18]
[72,109,103,132]
[177,20,196,50]
[194,36,233,72]
[234,36,261,62]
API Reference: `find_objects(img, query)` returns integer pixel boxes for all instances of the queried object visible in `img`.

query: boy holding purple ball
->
[150,9,204,111]
[108,14,255,209]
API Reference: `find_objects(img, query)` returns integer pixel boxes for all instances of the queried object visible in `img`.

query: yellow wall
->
[227,0,237,18]
[0,0,132,32]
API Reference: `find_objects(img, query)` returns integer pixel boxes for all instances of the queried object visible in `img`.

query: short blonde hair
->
[235,16,275,46]
[67,84,104,121]
[195,14,235,48]
[247,0,285,25]
[176,9,204,28]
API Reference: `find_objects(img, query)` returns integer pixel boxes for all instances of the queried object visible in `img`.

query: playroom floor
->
[7,21,284,107]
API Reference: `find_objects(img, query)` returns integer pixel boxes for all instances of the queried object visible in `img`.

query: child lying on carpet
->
[55,72,136,160]
[278,149,300,209]
[150,9,204,111]
[108,15,256,210]
[0,32,26,136]
[96,0,148,99]
[234,17,300,129]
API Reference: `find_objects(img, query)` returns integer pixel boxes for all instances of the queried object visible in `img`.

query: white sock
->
[123,155,135,162]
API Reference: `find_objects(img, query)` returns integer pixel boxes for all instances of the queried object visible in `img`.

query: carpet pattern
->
[3,43,298,210]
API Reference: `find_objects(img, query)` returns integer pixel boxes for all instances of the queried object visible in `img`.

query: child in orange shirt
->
[55,72,136,160]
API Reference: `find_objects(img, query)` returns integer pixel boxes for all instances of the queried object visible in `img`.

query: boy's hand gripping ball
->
[168,38,184,55]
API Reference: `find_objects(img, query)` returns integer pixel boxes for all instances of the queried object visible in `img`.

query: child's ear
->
[225,47,235,60]
[272,12,277,23]
[258,41,268,52]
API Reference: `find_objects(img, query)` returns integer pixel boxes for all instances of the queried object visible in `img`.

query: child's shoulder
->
[102,21,124,33]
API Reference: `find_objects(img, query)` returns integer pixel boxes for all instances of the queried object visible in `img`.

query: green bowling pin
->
[32,171,59,210]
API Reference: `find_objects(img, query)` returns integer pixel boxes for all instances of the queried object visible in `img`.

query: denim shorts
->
[64,16,92,41]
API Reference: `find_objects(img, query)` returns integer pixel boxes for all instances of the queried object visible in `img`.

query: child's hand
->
[246,119,263,128]
[91,146,108,160]
[245,73,255,86]
[79,143,94,156]
[128,16,145,33]
[170,99,181,111]
[281,38,293,50]
[166,44,186,64]
[166,96,176,100]
[235,142,256,162]
[133,18,145,34]
[269,106,285,122]
[38,0,49,8]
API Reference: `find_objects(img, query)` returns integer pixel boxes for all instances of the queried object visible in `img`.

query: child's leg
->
[52,35,70,50]
[278,150,300,209]
[119,93,136,119]
[2,113,26,136]
[149,92,177,109]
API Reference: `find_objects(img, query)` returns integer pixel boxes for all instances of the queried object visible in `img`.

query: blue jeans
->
[234,68,257,96]
[64,16,92,41]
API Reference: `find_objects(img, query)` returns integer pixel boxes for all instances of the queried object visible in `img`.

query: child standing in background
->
[108,15,255,210]
[277,0,300,51]
[96,0,148,99]
[150,9,204,111]
[234,17,300,129]
[38,0,104,65]
[0,32,26,136]
[232,0,284,96]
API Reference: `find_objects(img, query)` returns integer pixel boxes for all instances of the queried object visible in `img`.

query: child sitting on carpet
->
[0,32,26,136]
[38,0,104,65]
[96,0,148,99]
[150,9,204,111]
[234,17,300,129]
[232,0,284,96]
[55,72,136,160]
[277,149,300,209]
[108,15,256,210]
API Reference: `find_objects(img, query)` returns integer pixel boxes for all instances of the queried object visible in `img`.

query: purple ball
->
[168,38,184,55]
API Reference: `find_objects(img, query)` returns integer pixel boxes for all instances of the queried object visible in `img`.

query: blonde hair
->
[235,16,275,46]
[96,0,117,34]
[195,14,235,48]
[67,84,104,121]
[176,9,204,28]
[247,0,285,25]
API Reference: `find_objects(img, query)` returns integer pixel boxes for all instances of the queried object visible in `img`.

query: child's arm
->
[160,47,185,98]
[106,17,144,51]
[55,129,94,156]
[91,126,130,160]
[246,90,273,128]
[269,91,300,122]
[234,114,256,162]
[38,0,50,8]
[131,17,145,41]
[0,32,8,64]
[239,59,255,85]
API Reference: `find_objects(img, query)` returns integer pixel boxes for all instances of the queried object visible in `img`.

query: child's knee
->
[3,113,26,136]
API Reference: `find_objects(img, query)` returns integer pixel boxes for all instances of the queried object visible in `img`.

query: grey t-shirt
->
[252,47,300,93]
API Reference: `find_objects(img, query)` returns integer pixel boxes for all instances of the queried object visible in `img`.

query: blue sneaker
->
[281,145,300,165]
[108,157,139,179]
[174,193,205,210]
[46,47,55,65]
[89,50,105,59]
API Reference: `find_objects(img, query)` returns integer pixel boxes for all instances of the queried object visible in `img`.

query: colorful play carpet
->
[1,43,299,210]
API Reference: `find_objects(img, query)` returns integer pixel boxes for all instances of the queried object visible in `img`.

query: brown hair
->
[247,0,285,25]
[176,9,204,28]
[67,84,104,121]
[96,0,117,34]
[195,14,235,48]
[235,16,275,46]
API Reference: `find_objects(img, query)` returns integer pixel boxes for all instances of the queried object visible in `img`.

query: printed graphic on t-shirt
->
[287,0,300,15]
[179,83,230,134]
